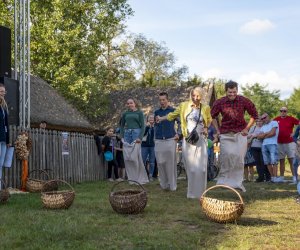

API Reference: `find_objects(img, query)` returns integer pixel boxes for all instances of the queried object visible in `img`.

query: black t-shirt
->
[101,136,113,152]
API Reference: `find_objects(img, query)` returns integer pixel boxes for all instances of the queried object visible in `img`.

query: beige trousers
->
[155,139,177,191]
[182,136,207,199]
[217,133,247,192]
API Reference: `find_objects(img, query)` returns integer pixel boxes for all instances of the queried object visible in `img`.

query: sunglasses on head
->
[280,110,287,112]
[261,116,268,120]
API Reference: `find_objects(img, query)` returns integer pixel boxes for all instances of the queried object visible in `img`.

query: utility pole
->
[14,0,30,128]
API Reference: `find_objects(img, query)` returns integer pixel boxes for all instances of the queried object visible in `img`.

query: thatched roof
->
[96,84,216,133]
[30,75,93,132]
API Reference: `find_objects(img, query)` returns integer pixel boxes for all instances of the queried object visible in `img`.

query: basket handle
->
[201,185,244,204]
[28,169,50,179]
[43,179,74,192]
[0,178,7,189]
[110,179,145,193]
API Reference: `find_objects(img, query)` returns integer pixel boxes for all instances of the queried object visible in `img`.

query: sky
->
[126,0,300,99]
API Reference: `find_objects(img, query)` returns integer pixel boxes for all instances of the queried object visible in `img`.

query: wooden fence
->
[2,126,105,188]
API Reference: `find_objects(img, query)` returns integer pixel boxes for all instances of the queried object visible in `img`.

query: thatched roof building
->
[30,75,93,132]
[96,84,216,133]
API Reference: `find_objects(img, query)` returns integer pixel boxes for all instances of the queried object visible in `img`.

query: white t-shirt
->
[260,121,279,145]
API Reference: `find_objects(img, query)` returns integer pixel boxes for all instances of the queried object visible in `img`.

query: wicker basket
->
[0,179,10,204]
[109,180,147,214]
[200,185,245,223]
[26,169,58,193]
[41,180,75,209]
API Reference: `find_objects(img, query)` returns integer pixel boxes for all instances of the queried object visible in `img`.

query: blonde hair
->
[189,86,205,103]
[0,84,8,111]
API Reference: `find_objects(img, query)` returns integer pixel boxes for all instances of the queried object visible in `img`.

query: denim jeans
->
[141,146,156,177]
[262,144,278,165]
[124,128,141,144]
[0,141,7,190]
[293,156,299,182]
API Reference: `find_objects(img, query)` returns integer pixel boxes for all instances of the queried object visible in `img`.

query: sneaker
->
[116,178,123,182]
[276,176,284,183]
[108,178,114,182]
[255,178,264,183]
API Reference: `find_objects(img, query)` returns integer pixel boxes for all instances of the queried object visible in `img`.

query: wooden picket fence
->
[2,126,105,189]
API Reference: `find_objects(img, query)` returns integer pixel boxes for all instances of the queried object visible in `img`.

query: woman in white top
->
[248,118,271,182]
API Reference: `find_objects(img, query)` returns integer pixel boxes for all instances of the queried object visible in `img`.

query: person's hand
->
[6,143,11,148]
[203,127,208,136]
[174,134,179,141]
[241,128,248,136]
[135,138,141,143]
[155,116,161,123]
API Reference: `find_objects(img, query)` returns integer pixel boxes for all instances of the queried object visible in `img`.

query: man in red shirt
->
[211,81,258,192]
[273,107,300,183]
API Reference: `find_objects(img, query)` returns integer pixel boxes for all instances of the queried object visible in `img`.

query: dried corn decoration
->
[14,132,32,191]
[15,132,32,160]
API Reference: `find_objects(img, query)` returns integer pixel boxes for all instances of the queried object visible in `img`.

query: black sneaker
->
[255,178,264,183]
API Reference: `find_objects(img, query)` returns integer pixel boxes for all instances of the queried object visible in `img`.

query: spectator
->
[293,125,300,183]
[39,121,47,129]
[274,107,300,183]
[0,83,9,190]
[211,80,258,192]
[101,127,121,182]
[93,131,102,156]
[141,114,156,180]
[154,92,180,191]
[115,128,125,180]
[248,118,271,182]
[257,113,279,182]
[156,87,211,198]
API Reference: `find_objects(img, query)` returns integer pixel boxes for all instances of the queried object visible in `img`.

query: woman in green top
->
[120,98,145,144]
[156,87,212,198]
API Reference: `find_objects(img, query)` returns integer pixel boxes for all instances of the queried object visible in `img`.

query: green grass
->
[0,177,300,250]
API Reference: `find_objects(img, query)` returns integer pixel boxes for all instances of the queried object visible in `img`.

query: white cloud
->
[201,68,224,79]
[240,19,275,35]
[238,70,300,99]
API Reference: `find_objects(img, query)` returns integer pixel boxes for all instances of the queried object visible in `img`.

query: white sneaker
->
[276,176,284,183]
[108,178,114,182]
[116,178,123,182]
[289,176,297,185]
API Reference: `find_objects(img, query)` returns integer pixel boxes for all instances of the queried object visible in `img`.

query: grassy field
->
[0,176,299,250]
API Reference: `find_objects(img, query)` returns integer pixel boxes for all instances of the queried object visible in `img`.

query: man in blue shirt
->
[154,92,180,191]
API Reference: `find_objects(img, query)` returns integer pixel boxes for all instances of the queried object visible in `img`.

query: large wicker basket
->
[41,180,75,209]
[0,179,10,204]
[26,169,58,193]
[109,180,147,214]
[200,185,245,223]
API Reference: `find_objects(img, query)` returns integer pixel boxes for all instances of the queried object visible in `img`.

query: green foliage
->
[241,83,283,118]
[287,87,300,119]
[123,33,188,87]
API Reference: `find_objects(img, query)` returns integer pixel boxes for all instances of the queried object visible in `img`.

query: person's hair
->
[159,92,169,100]
[189,86,205,102]
[40,121,47,124]
[225,80,238,91]
[0,84,8,111]
[147,114,154,122]
[106,127,114,132]
[126,98,140,109]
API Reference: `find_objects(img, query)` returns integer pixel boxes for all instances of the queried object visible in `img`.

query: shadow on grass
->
[237,217,278,227]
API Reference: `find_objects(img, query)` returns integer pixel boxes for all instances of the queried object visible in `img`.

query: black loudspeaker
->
[0,26,11,78]
[0,77,19,126]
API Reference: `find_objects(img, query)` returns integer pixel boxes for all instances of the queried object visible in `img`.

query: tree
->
[123,33,188,87]
[286,87,300,119]
[241,83,283,118]
[0,0,133,120]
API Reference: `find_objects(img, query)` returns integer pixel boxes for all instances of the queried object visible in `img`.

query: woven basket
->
[109,180,147,214]
[41,180,75,209]
[0,179,10,204]
[26,169,58,193]
[200,185,245,223]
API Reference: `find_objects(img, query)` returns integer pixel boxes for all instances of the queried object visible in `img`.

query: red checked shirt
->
[273,116,300,143]
[211,95,258,134]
